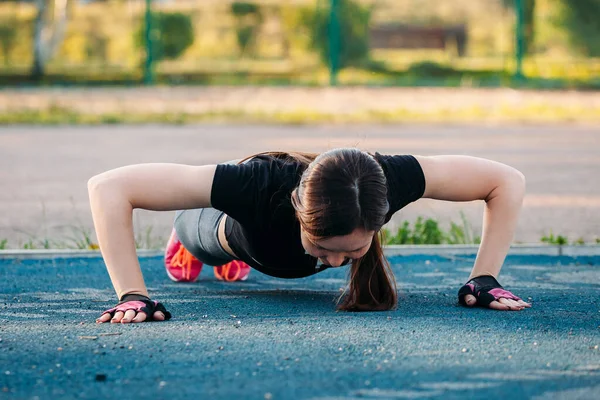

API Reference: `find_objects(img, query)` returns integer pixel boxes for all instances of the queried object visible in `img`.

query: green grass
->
[2,65,600,89]
[382,213,482,245]
[66,226,99,250]
[539,231,587,246]
[1,102,599,125]
[540,231,569,246]
[1,223,164,251]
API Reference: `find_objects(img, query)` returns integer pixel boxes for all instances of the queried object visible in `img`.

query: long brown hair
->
[238,149,397,311]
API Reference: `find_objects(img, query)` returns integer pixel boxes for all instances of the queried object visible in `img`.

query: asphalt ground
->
[1,124,599,246]
[0,254,598,399]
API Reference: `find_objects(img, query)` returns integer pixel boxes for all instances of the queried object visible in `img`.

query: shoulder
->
[212,155,303,202]
[211,155,302,226]
[372,152,426,214]
[373,152,425,189]
[217,155,303,184]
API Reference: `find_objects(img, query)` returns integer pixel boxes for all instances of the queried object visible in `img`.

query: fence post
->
[329,0,340,86]
[144,0,154,85]
[514,0,524,81]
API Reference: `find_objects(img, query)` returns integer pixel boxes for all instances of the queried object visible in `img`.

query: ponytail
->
[336,232,397,311]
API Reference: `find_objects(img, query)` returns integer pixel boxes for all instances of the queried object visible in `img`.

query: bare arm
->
[415,155,526,279]
[88,163,217,300]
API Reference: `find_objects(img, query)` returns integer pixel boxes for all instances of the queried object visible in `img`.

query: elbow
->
[88,172,119,199]
[514,169,526,193]
[507,169,527,200]
[87,174,107,196]
[88,172,132,209]
[87,175,99,193]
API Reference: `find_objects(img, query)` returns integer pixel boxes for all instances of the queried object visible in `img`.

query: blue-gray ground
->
[0,254,599,400]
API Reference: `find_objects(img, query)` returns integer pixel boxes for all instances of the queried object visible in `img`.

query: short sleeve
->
[210,157,303,228]
[210,161,271,227]
[374,153,426,220]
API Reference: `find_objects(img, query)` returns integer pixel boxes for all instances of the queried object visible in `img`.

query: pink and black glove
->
[458,275,521,307]
[101,294,172,321]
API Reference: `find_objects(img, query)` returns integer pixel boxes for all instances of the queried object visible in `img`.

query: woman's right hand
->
[88,164,215,325]
[96,296,172,324]
[96,308,167,324]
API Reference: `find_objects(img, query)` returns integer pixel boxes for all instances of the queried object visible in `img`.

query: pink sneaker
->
[164,228,203,282]
[214,260,251,282]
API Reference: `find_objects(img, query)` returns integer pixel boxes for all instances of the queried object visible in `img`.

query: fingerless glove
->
[458,275,521,307]
[101,294,172,321]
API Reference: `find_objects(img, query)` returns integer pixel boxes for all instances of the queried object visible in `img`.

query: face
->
[300,227,374,268]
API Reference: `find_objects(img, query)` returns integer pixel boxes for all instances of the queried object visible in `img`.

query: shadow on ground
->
[0,254,598,399]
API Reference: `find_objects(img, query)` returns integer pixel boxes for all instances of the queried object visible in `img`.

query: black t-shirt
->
[210,153,426,279]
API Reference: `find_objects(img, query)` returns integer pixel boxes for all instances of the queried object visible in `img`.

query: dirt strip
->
[1,87,599,117]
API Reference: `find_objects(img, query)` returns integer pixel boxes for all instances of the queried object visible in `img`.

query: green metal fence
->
[0,0,599,88]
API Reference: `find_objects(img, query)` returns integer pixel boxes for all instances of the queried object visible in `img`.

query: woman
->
[89,148,531,324]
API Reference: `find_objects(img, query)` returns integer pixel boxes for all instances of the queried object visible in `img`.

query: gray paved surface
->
[0,254,598,399]
[0,124,599,247]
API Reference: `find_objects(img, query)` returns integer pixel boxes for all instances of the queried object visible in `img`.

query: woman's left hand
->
[458,275,531,311]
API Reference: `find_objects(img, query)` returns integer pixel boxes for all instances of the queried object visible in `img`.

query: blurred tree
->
[302,0,371,70]
[135,12,194,62]
[0,20,17,66]
[0,0,71,77]
[231,2,263,58]
[86,15,108,62]
[559,0,600,56]
[523,0,535,55]
[31,0,72,79]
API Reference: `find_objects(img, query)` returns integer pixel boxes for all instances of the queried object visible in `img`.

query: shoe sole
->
[165,263,199,283]
[214,268,250,282]
[215,275,249,282]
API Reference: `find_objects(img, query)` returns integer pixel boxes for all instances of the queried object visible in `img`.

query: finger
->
[111,311,125,323]
[498,297,519,310]
[153,311,165,321]
[516,300,532,308]
[503,298,524,309]
[506,298,524,309]
[464,294,477,307]
[96,313,112,323]
[488,300,510,311]
[121,309,136,324]
[498,298,523,310]
[131,311,148,323]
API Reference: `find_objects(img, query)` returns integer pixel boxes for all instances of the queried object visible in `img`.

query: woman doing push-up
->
[88,148,531,324]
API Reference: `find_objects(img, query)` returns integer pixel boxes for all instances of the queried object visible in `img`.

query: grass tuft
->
[541,231,569,246]
[0,104,599,125]
[382,212,481,245]
[66,226,99,250]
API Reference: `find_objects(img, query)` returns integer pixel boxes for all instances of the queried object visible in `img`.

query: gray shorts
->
[173,159,241,267]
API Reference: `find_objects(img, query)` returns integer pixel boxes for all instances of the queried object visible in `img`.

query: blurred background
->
[0,0,599,88]
[0,0,599,250]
